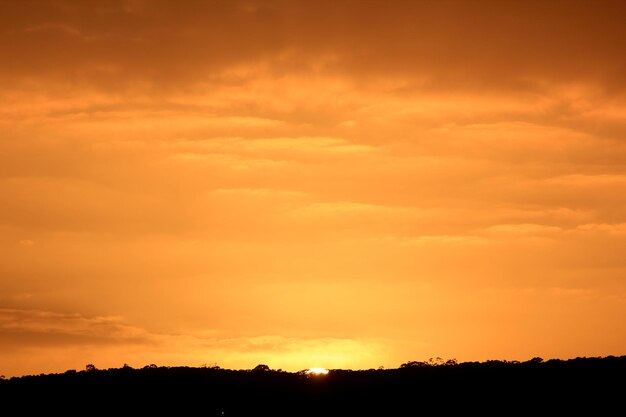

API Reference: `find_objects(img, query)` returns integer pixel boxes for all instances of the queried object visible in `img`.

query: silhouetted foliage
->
[401,357,457,368]
[2,356,625,416]
[400,360,428,368]
[201,362,221,369]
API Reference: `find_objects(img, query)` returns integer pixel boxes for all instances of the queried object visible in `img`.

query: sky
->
[1,0,626,377]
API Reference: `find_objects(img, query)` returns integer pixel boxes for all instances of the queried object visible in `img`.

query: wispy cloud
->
[0,0,625,377]
[0,307,387,377]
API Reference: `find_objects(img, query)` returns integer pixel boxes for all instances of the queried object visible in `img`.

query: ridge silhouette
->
[2,356,624,415]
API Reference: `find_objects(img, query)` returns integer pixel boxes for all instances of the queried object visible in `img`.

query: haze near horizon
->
[1,0,625,377]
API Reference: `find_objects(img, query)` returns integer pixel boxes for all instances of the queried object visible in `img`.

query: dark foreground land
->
[1,356,625,415]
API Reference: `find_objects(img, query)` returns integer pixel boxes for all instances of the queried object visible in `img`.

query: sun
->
[306,367,329,375]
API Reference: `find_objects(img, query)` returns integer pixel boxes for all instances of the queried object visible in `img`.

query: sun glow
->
[306,367,329,375]
[1,0,625,379]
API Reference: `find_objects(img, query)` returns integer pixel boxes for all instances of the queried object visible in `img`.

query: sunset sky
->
[1,0,626,377]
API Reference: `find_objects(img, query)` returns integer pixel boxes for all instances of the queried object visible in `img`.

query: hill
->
[2,356,625,415]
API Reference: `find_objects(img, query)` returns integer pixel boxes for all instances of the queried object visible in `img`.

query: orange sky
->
[1,0,626,377]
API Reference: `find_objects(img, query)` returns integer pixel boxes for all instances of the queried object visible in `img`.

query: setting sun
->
[306,368,330,376]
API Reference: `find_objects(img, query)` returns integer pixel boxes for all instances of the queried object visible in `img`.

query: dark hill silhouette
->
[1,356,625,415]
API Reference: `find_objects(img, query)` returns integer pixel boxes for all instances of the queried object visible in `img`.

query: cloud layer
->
[1,0,625,376]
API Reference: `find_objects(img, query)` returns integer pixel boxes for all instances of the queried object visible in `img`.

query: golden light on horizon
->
[0,0,625,378]
[306,368,330,376]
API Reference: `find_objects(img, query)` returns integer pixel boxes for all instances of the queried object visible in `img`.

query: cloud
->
[22,24,83,38]
[483,223,563,237]
[1,1,625,93]
[0,307,387,376]
[173,136,373,161]
[0,308,154,348]
[374,234,486,246]
[575,223,626,235]
[1,0,626,377]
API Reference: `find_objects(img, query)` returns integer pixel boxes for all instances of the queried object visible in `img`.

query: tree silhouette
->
[2,356,624,415]
[252,364,271,372]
